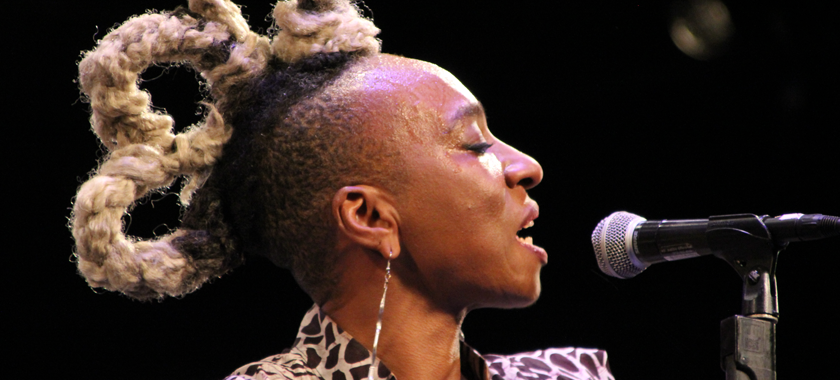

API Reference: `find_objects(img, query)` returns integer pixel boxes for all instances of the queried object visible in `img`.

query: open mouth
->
[516,219,535,245]
[516,206,547,264]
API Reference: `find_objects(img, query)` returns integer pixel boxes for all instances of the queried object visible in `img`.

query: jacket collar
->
[293,304,489,380]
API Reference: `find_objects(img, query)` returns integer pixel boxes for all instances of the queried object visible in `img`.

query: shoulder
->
[224,350,325,380]
[483,347,614,380]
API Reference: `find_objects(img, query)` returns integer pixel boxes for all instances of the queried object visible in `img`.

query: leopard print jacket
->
[226,305,614,380]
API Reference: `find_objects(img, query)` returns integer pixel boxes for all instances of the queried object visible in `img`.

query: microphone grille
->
[591,211,647,279]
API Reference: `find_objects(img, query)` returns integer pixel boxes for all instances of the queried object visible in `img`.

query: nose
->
[500,143,543,190]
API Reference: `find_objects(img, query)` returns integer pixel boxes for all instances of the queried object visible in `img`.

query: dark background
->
[8,1,837,379]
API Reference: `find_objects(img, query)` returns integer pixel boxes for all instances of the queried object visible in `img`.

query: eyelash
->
[465,142,494,154]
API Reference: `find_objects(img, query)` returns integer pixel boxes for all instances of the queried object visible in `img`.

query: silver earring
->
[368,250,392,380]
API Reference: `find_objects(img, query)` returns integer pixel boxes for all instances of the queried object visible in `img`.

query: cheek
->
[399,151,507,250]
[466,153,506,219]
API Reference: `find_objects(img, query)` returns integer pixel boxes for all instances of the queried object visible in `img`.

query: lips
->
[516,204,547,264]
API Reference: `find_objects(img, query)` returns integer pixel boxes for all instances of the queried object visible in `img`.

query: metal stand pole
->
[720,315,775,380]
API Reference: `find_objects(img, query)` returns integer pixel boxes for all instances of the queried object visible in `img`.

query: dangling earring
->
[368,249,392,380]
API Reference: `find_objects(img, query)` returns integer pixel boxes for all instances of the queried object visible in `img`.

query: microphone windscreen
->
[591,211,647,279]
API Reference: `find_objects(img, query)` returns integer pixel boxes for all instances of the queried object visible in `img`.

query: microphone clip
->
[707,214,782,380]
[707,213,781,317]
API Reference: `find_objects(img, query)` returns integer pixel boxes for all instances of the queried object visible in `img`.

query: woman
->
[71,1,613,379]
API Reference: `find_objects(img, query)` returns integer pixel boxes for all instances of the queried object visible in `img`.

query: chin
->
[509,285,543,309]
[474,281,542,310]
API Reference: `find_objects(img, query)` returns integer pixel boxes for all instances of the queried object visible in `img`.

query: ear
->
[332,185,401,260]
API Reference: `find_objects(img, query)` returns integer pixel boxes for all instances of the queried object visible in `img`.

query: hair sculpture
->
[72,0,381,301]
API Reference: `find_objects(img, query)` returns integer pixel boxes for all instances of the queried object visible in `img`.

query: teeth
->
[517,236,534,245]
[518,220,534,232]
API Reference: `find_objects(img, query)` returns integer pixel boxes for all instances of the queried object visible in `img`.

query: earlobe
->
[332,185,400,260]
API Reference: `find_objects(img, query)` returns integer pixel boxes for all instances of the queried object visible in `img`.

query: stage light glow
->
[669,0,733,60]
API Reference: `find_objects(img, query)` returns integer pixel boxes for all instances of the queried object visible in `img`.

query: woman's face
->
[347,55,546,311]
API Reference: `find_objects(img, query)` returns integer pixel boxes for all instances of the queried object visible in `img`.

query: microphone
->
[591,211,840,279]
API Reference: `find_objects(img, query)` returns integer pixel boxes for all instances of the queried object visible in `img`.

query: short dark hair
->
[178,52,404,302]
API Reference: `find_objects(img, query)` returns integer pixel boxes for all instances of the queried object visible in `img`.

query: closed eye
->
[465,142,494,154]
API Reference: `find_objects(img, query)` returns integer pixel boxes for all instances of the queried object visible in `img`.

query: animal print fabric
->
[226,305,393,380]
[226,305,614,380]
[484,349,614,380]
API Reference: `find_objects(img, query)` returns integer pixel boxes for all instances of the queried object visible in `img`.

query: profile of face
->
[341,55,545,311]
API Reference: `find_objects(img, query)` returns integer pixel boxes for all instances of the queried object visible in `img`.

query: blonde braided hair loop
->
[73,0,269,300]
[72,0,381,300]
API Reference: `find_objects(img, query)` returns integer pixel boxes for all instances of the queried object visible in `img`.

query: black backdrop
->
[9,1,837,379]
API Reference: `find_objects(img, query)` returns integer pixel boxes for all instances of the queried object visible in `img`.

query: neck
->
[321,268,467,380]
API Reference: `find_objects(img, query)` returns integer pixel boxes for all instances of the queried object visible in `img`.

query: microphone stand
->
[708,214,782,380]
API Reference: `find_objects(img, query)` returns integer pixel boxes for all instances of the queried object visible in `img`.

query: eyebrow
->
[449,102,485,123]
[445,102,485,135]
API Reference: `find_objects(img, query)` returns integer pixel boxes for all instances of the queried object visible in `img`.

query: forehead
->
[331,55,480,132]
[348,55,475,99]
